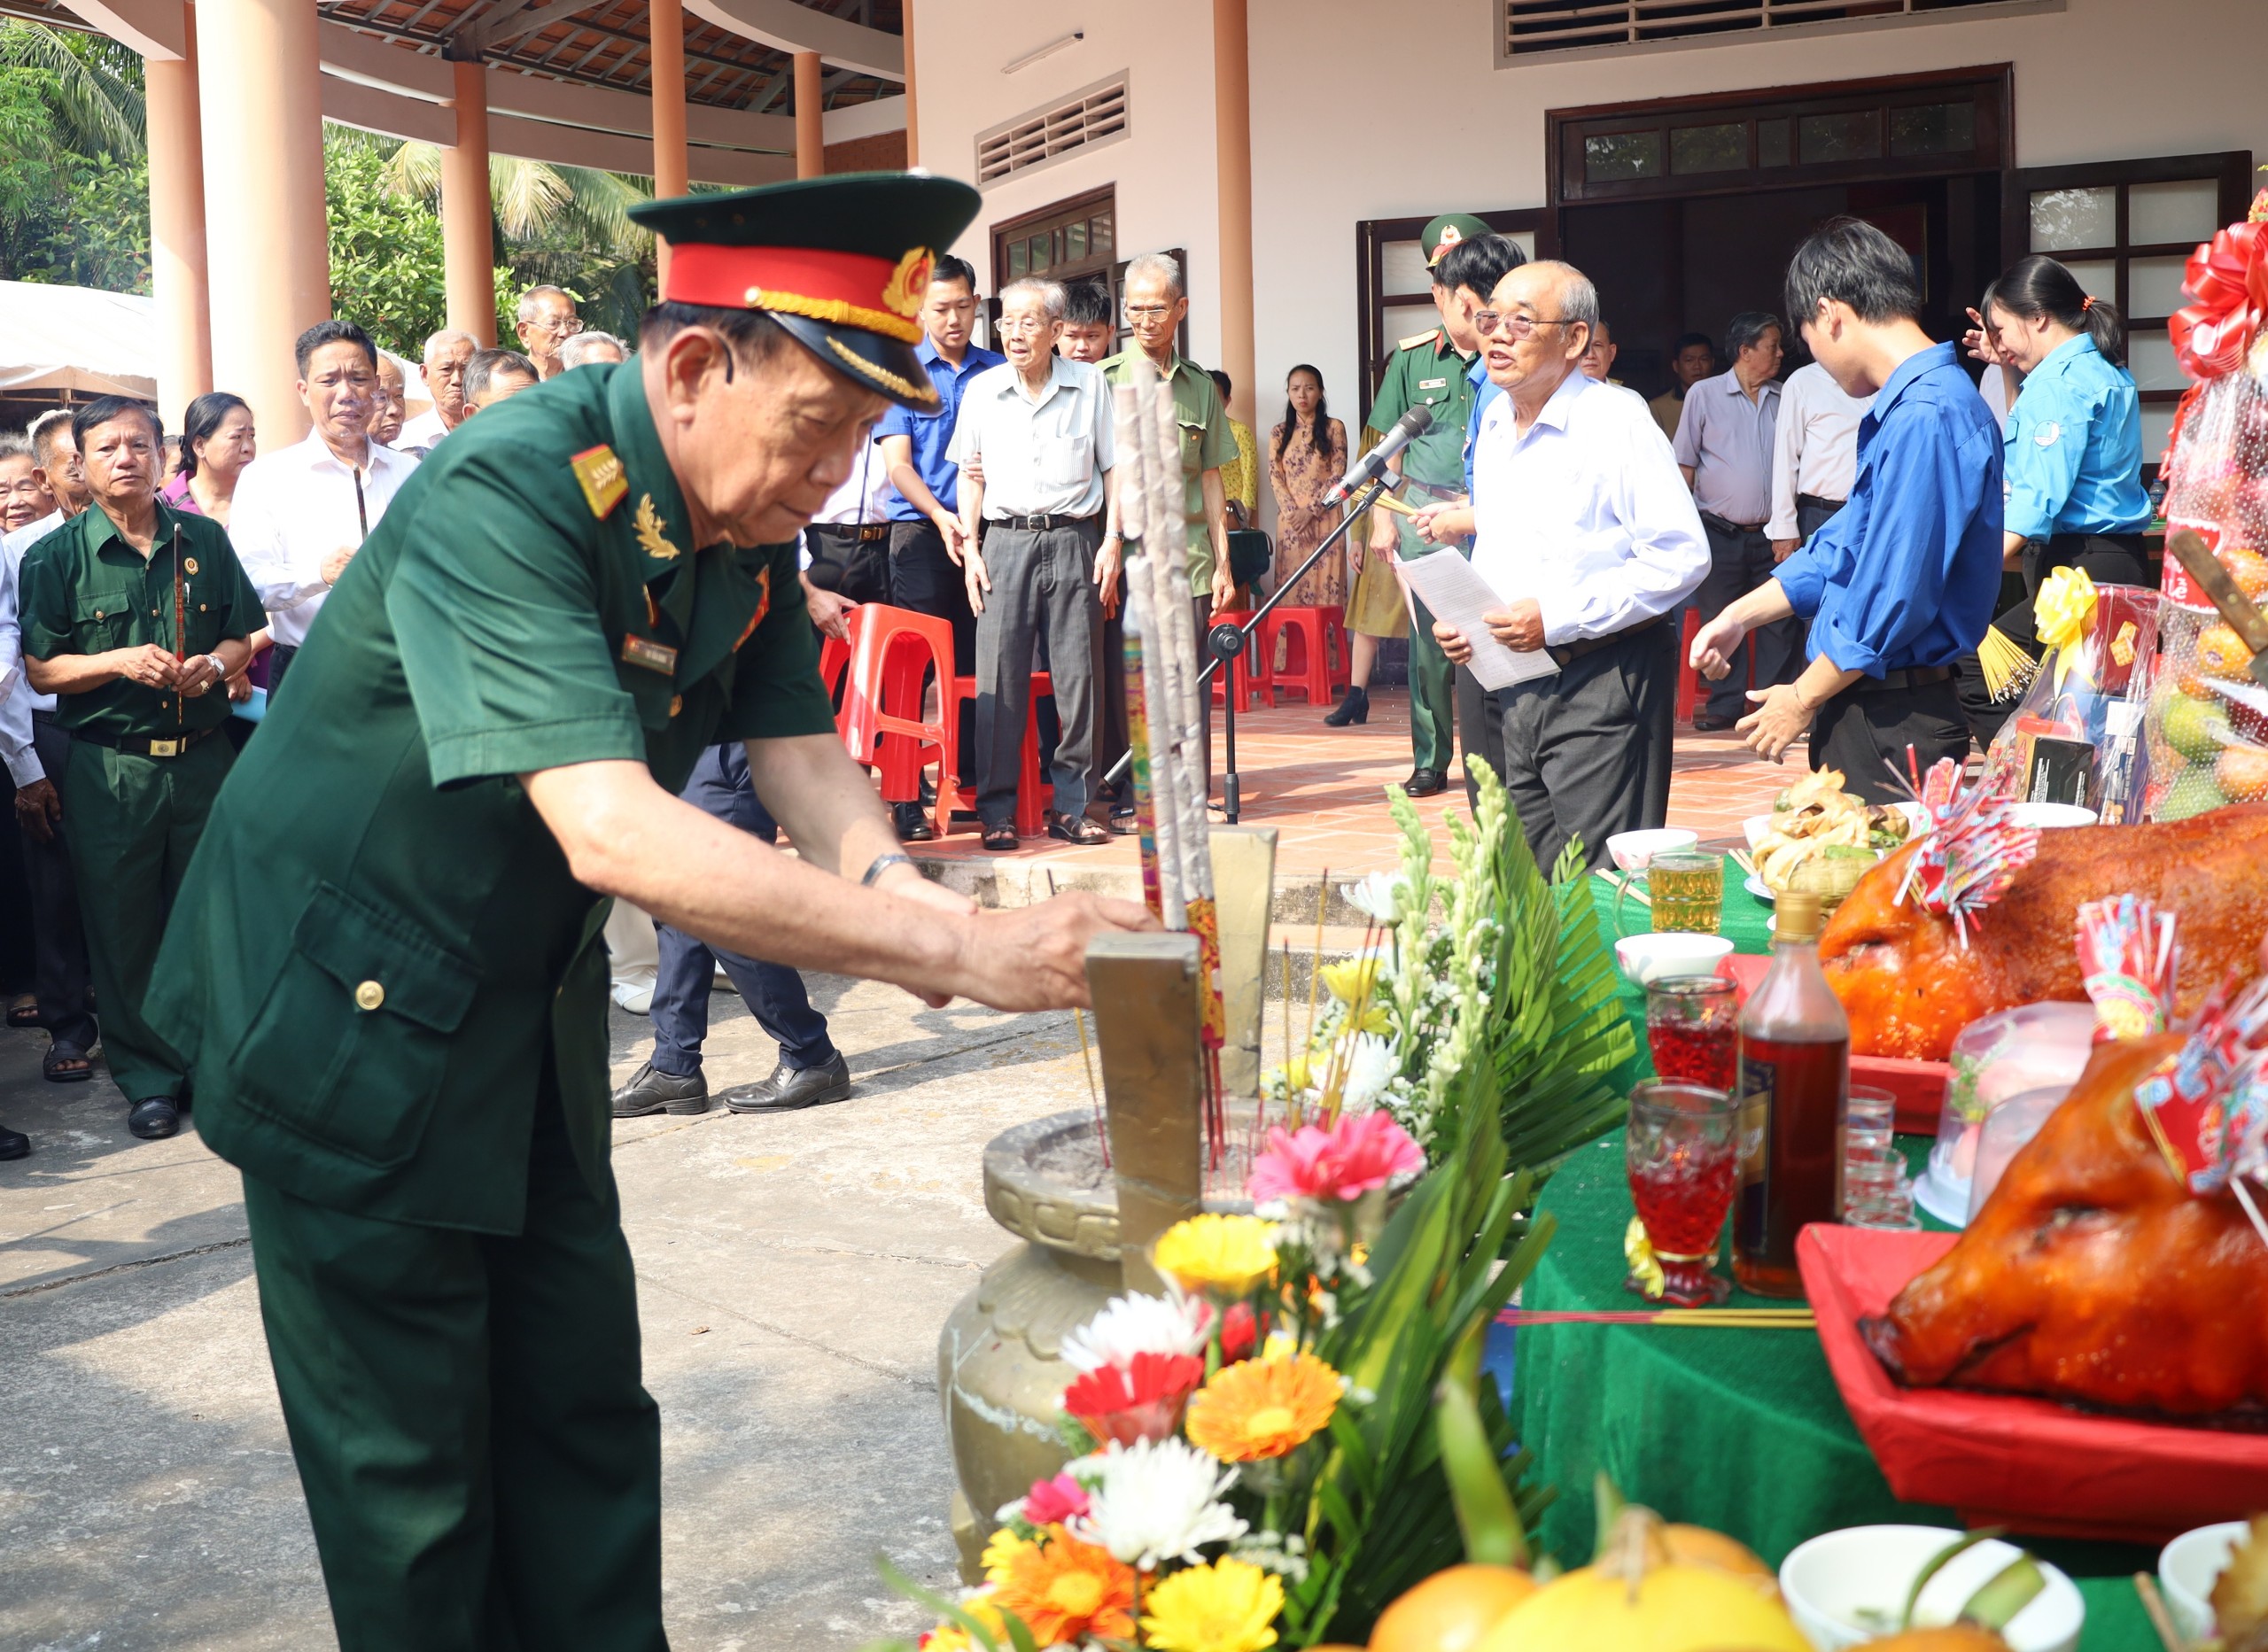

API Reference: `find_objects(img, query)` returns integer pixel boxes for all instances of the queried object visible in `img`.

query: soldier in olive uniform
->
[19,396,263,1142]
[145,175,1147,1651]
[1363,213,1493,797]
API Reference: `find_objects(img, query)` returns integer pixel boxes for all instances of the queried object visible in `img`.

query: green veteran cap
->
[628,170,983,411]
[1422,213,1493,267]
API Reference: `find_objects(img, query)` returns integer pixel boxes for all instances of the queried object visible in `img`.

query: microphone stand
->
[1102,475,1393,823]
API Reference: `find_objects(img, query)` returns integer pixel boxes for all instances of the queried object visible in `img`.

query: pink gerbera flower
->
[1021,1471,1091,1526]
[1247,1110,1425,1205]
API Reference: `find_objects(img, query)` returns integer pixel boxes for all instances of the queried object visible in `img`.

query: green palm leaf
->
[0,21,144,157]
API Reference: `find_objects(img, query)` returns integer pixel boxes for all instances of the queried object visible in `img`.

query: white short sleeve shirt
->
[947,358,1115,519]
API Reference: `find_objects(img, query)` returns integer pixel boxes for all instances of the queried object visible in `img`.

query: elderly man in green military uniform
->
[19,395,263,1143]
[1363,213,1493,797]
[144,175,1149,1651]
[1099,251,1236,829]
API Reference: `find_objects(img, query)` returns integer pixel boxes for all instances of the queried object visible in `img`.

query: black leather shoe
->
[723,1053,853,1113]
[0,1123,28,1160]
[1692,711,1738,732]
[891,801,935,842]
[610,1060,711,1118]
[128,1098,180,1140]
[1323,685,1370,726]
[1403,767,1448,797]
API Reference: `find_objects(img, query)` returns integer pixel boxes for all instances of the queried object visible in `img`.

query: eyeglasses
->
[1472,311,1574,340]
[530,315,583,337]
[1124,304,1177,320]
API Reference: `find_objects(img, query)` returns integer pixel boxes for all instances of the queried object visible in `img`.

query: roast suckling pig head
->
[1818,804,2268,1060]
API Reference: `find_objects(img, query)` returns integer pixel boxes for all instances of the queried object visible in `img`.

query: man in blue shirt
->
[878,252,1004,839]
[1691,218,2002,803]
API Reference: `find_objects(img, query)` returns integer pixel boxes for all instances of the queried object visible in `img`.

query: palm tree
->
[0,21,144,157]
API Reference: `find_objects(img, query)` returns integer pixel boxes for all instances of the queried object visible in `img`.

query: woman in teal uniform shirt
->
[1958,254,2153,741]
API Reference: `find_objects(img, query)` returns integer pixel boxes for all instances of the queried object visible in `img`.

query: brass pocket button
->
[353,980,386,1012]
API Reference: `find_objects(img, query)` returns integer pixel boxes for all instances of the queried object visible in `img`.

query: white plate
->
[1614,932,1735,986]
[1780,1524,2084,1652]
[1745,874,1775,904]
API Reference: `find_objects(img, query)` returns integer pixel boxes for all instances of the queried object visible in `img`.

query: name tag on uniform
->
[1418,377,1449,391]
[621,634,678,674]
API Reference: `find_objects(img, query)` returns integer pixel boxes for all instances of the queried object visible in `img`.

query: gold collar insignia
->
[571,444,628,519]
[633,494,680,562]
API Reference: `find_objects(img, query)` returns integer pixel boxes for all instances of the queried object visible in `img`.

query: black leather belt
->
[1700,511,1769,535]
[69,722,219,758]
[1547,611,1666,668]
[809,522,890,543]
[1849,664,1955,694]
[1796,493,1845,513]
[993,512,1099,532]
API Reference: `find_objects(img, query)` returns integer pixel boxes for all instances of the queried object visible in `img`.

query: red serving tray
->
[1713,956,1949,1134]
[1798,1224,2268,1544]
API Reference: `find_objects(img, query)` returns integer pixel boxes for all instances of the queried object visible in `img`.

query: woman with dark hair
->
[159,392,257,526]
[1956,254,2152,740]
[1263,365,1355,715]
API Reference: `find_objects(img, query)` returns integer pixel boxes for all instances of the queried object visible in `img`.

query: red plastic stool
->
[1261,606,1348,706]
[818,629,854,739]
[1675,609,1702,724]
[951,672,1054,838]
[840,605,961,818]
[1206,609,1269,711]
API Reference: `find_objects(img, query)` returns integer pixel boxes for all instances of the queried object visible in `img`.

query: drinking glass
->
[1839,1085,1920,1229]
[1625,1081,1740,1307]
[1649,850,1724,935]
[1645,976,1740,1091]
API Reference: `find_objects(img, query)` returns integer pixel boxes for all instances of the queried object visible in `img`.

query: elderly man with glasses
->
[514,284,583,380]
[1430,260,1708,873]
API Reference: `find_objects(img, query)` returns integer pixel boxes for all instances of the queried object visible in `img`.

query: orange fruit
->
[1370,1563,1538,1652]
[2218,744,2268,801]
[1662,1524,1775,1585]
[2196,623,2258,682]
[2224,547,2268,601]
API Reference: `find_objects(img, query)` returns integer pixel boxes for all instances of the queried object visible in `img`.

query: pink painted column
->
[794,50,823,179]
[650,0,688,290]
[900,0,917,167]
[197,0,330,446]
[443,58,497,346]
[144,3,212,430]
[1212,0,1256,428]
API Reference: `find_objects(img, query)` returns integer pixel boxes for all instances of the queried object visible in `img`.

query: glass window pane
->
[1382,239,1433,295]
[2129,178,2220,247]
[1756,118,1790,169]
[1798,109,1881,165]
[1584,131,1663,183]
[1006,240,1028,278]
[1091,214,1113,257]
[1029,232,1052,272]
[2052,257,2117,305]
[1505,229,1537,260]
[1888,101,1975,158]
[1382,299,1438,355]
[2127,254,2191,320]
[2128,331,2183,392]
[1065,221,1087,260]
[2031,186,2115,252]
[2140,402,2177,466]
[1670,122,1747,175]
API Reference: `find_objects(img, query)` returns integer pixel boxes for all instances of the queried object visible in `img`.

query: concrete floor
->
[0,973,1102,1651]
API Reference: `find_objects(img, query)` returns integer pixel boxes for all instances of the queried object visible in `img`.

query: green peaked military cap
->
[628,170,983,410]
[1422,212,1494,267]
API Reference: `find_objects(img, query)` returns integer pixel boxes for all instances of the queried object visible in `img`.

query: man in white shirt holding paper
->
[1429,260,1709,872]
[227,320,417,698]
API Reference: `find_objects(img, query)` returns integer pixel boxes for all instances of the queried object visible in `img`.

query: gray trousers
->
[1697,516,1803,720]
[974,519,1103,825]
[1464,622,1678,875]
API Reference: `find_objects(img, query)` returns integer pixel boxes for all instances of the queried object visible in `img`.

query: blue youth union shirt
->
[877,335,1006,522]
[1774,343,2003,677]
[2001,334,2152,541]
[1463,353,1501,500]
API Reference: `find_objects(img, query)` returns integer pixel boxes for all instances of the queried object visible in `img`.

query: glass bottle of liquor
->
[1733,889,1849,1298]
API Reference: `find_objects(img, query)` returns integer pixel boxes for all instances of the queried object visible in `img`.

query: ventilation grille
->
[1505,0,2015,57]
[976,76,1130,184]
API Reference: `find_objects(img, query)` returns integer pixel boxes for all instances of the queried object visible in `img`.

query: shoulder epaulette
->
[1396,328,1441,351]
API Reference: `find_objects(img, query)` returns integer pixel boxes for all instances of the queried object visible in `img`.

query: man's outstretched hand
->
[948,891,1160,1012]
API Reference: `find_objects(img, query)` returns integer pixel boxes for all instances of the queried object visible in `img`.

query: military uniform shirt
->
[18,501,261,740]
[1099,349,1236,587]
[1368,328,1479,492]
[147,362,835,1234]
[2001,334,2152,542]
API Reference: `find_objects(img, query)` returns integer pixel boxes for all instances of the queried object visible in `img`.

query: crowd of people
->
[0,214,2155,1157]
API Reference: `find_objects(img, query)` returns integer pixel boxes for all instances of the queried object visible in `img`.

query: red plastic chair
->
[1206,609,1269,711]
[1677,608,1756,726]
[951,672,1054,839]
[1261,606,1348,707]
[839,604,961,816]
[818,630,854,738]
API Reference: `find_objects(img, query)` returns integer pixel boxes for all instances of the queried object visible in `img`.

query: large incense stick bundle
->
[1112,383,1179,927]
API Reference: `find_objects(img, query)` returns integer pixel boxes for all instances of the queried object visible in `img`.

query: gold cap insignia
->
[572,445,629,520]
[881,247,935,320]
[633,494,680,562]
[183,556,198,576]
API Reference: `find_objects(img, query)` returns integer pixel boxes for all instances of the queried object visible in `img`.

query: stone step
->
[915,852,1386,929]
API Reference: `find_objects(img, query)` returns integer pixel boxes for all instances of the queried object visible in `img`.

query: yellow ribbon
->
[2033,565,2100,694]
[1624,1217,1666,1300]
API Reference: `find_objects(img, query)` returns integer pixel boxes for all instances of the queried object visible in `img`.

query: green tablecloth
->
[1501,879,2155,1649]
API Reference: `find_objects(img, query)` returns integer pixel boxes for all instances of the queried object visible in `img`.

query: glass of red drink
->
[1626,1081,1740,1307]
[1647,976,1740,1092]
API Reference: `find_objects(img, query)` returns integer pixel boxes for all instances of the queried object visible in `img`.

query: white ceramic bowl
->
[1614,932,1733,985]
[2160,1520,2248,1643]
[1779,1524,2085,1652]
[2008,802,2098,828]
[1606,826,1698,873]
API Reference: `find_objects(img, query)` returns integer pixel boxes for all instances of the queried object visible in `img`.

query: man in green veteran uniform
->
[1364,213,1490,797]
[19,397,263,1143]
[144,174,1150,1651]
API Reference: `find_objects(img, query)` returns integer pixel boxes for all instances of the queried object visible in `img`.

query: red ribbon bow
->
[2168,192,2268,384]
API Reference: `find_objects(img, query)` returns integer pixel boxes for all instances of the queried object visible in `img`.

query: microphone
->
[1328,405,1433,500]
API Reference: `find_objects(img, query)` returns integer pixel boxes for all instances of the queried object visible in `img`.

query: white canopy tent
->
[0,281,157,399]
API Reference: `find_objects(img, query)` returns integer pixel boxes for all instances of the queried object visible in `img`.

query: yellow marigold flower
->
[991,1524,1137,1648]
[1153,1214,1278,1297]
[1318,957,1382,1005]
[1184,1353,1342,1462]
[1139,1556,1285,1652]
[980,1527,1033,1586]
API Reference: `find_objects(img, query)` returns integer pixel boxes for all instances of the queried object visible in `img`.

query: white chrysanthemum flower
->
[1339,1033,1399,1115]
[1341,871,1409,925]
[1068,1438,1247,1569]
[1059,1287,1209,1373]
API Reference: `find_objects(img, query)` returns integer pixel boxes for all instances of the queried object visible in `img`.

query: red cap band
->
[661,244,928,343]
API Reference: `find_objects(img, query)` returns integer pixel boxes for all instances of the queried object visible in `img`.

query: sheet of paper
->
[1390,554,1559,691]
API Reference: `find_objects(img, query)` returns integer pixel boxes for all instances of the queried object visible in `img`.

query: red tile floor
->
[907,687,1790,880]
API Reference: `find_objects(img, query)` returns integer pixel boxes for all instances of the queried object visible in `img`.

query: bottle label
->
[1736,1053,1775,1257]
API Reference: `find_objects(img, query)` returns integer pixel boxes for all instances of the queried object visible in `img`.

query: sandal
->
[7,994,37,1028]
[981,823,1020,852]
[1047,810,1109,846]
[43,1042,93,1083]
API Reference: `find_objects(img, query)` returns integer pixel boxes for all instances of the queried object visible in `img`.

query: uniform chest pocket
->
[73,588,137,648]
[228,880,480,1168]
[1040,431,1094,489]
[612,651,679,730]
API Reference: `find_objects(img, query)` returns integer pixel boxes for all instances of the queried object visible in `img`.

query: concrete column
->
[649,0,689,289]
[442,58,496,346]
[899,0,917,167]
[794,50,824,179]
[198,0,329,446]
[1211,0,1256,427]
[144,4,211,431]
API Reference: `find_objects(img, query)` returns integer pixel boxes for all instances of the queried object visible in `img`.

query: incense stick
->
[1047,870,1109,1169]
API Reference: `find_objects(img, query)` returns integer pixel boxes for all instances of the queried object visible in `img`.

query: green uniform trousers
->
[1394,487,1463,772]
[60,732,231,1100]
[242,1081,666,1652]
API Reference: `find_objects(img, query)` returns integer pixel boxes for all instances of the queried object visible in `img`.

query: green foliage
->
[324,135,447,356]
[0,23,147,283]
